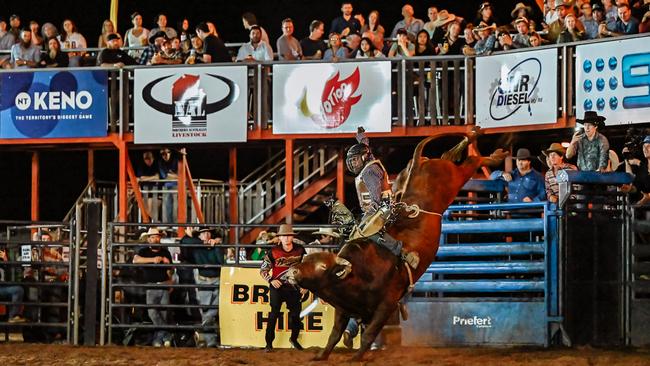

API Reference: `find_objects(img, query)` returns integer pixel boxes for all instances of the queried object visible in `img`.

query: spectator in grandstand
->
[323,32,349,61]
[151,39,184,65]
[566,111,610,172]
[39,37,69,68]
[495,28,520,51]
[511,2,533,28]
[641,10,650,32]
[390,4,424,42]
[195,22,231,63]
[151,13,177,40]
[59,19,87,67]
[300,20,326,60]
[464,24,477,48]
[0,18,16,68]
[29,21,43,48]
[604,0,620,23]
[9,14,21,40]
[330,2,362,36]
[592,2,608,26]
[423,6,439,37]
[387,28,415,57]
[158,148,179,224]
[236,25,273,62]
[139,30,166,65]
[133,228,174,347]
[602,1,640,36]
[475,2,497,28]
[464,21,496,56]
[185,35,203,64]
[10,29,40,69]
[136,151,160,225]
[558,13,587,42]
[414,29,436,56]
[277,18,302,60]
[97,33,137,67]
[0,247,27,323]
[490,148,546,203]
[306,228,340,255]
[427,10,458,45]
[621,136,650,205]
[187,228,224,348]
[124,12,149,59]
[512,17,531,47]
[360,10,385,52]
[98,19,116,48]
[41,22,58,51]
[548,0,585,43]
[177,18,192,55]
[543,143,577,203]
[438,21,466,55]
[579,2,600,39]
[528,31,544,47]
[251,231,273,261]
[356,36,384,58]
[544,0,560,26]
[345,33,361,57]
[260,224,307,352]
[242,12,272,54]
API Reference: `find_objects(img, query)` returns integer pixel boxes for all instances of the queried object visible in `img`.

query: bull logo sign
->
[298,67,362,129]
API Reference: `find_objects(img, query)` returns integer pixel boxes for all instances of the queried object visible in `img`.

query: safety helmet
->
[345,143,370,175]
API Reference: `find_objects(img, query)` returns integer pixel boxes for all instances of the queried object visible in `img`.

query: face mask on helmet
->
[346,143,370,175]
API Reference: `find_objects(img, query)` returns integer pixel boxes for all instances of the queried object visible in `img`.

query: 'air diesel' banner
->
[0,70,108,138]
[272,61,391,134]
[475,48,558,128]
[134,66,247,143]
[576,37,650,125]
[219,267,355,348]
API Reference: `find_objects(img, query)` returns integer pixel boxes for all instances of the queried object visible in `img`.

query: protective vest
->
[355,160,391,213]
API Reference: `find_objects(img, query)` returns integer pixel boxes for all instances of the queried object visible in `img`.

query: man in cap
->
[133,228,174,347]
[139,30,168,65]
[579,2,600,39]
[512,17,531,47]
[97,33,137,67]
[346,126,420,269]
[566,111,610,172]
[188,228,225,347]
[543,143,577,203]
[307,228,340,255]
[490,148,546,203]
[259,224,307,352]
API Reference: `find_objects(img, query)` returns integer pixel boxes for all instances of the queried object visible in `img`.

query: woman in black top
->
[439,22,466,55]
[414,29,436,56]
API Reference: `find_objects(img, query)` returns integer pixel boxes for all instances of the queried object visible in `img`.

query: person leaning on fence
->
[490,148,546,203]
[188,228,225,348]
[133,228,174,347]
[566,111,610,172]
[543,143,577,203]
[0,246,27,323]
[260,224,307,352]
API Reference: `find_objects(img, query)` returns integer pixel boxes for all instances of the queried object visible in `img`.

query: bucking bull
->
[287,129,507,361]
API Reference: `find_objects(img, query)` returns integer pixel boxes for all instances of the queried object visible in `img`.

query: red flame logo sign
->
[298,67,362,129]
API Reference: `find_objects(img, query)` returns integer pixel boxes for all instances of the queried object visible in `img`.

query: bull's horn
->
[335,256,352,279]
[411,131,475,169]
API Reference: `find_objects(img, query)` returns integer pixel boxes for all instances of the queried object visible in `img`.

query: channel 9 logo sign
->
[577,38,650,124]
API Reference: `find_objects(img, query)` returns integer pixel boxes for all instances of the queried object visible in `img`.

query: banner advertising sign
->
[0,70,108,138]
[475,48,558,128]
[219,266,355,348]
[576,37,650,125]
[273,61,391,134]
[134,66,247,143]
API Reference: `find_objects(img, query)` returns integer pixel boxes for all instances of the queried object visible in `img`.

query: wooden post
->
[177,155,187,237]
[184,157,204,224]
[31,152,39,221]
[87,149,95,185]
[228,147,238,242]
[285,139,294,224]
[337,148,345,204]
[118,142,128,222]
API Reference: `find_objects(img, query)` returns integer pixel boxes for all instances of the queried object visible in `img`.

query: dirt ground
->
[1,344,650,366]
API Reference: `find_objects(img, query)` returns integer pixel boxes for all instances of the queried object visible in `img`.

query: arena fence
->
[630,205,650,347]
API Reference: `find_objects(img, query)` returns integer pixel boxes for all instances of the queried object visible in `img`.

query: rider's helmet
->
[346,143,370,175]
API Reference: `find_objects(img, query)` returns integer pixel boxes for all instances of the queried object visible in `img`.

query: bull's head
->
[287,252,352,291]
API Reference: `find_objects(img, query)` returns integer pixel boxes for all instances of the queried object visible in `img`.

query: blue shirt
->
[607,17,639,35]
[490,168,546,203]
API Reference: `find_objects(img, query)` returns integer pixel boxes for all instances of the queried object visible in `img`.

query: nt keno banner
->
[273,61,391,134]
[475,48,558,128]
[134,66,247,144]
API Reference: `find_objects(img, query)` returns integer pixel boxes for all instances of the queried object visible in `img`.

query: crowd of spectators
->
[0,0,648,69]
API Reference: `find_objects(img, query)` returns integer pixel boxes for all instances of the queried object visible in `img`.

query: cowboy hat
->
[312,228,341,238]
[473,21,497,34]
[511,2,532,18]
[478,2,492,13]
[431,10,457,28]
[510,148,533,160]
[542,142,566,157]
[576,111,606,128]
[277,224,296,236]
[141,228,163,237]
[148,30,168,45]
[554,0,570,8]
[514,16,530,25]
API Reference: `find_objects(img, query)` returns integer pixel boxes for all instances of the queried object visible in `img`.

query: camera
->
[623,127,645,160]
[574,123,585,135]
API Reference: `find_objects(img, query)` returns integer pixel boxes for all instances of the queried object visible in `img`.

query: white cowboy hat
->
[311,228,341,238]
[431,10,457,28]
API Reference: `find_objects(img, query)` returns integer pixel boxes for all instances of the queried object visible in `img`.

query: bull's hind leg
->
[349,302,397,362]
[313,309,350,361]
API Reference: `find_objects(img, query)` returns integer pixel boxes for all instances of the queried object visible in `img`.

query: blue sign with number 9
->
[622,52,650,109]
